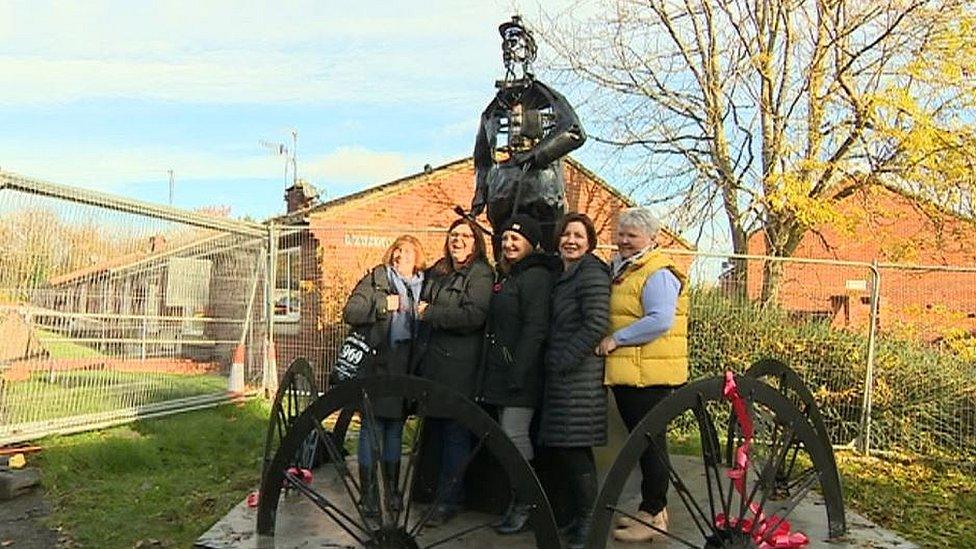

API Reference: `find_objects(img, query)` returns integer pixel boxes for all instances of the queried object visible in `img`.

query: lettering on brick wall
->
[343,234,396,249]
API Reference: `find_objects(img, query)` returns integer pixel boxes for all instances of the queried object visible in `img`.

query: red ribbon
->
[285,467,313,485]
[246,490,260,508]
[717,371,808,548]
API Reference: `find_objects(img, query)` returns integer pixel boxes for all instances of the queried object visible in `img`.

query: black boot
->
[358,464,380,525]
[565,472,597,549]
[493,501,533,535]
[381,460,402,513]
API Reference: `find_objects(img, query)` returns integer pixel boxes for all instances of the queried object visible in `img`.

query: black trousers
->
[547,447,596,519]
[611,385,675,515]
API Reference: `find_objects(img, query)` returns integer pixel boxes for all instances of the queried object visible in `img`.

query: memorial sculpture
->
[469,16,586,255]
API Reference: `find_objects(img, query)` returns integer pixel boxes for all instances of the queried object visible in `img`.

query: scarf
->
[387,267,424,346]
[611,245,654,281]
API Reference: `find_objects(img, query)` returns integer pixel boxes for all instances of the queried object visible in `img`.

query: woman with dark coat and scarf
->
[538,213,610,548]
[480,214,559,535]
[342,234,426,522]
[415,217,493,526]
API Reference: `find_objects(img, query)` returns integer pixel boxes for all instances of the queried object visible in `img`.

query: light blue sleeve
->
[612,269,681,346]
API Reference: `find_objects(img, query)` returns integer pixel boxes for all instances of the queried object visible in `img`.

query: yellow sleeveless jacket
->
[604,250,689,387]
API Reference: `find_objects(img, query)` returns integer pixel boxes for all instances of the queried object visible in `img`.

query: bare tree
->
[538,0,976,301]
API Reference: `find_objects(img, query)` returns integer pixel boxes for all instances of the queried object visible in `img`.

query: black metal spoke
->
[400,398,429,529]
[307,414,374,529]
[693,394,727,524]
[754,472,819,547]
[784,467,818,493]
[606,506,699,549]
[740,420,798,536]
[283,469,368,544]
[360,389,389,525]
[421,519,495,549]
[409,431,490,537]
[646,434,718,540]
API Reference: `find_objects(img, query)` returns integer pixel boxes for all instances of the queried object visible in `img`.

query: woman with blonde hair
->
[343,234,427,522]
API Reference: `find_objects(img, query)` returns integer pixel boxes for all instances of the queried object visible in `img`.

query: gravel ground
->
[0,487,63,548]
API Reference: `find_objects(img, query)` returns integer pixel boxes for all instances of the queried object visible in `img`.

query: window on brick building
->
[274,247,301,322]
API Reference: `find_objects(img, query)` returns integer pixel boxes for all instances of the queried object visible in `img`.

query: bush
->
[688,287,976,460]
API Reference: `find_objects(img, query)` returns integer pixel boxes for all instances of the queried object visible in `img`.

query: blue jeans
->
[427,417,472,508]
[358,415,404,466]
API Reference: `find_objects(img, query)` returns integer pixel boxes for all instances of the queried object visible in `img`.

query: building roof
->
[46,232,230,287]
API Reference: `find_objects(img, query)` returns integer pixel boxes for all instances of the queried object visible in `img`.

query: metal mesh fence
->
[270,224,448,392]
[3,175,974,463]
[870,263,976,460]
[673,251,877,450]
[0,172,269,443]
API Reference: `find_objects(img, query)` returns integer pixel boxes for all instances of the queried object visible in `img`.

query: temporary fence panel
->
[268,224,448,392]
[869,263,976,461]
[672,250,878,450]
[0,172,268,444]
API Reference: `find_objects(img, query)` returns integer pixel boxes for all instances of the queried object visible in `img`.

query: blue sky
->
[0,0,617,220]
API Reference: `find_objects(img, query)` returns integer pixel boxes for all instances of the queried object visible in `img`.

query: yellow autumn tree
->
[539,0,976,300]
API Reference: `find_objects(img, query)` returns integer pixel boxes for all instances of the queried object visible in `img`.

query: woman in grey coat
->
[538,213,610,549]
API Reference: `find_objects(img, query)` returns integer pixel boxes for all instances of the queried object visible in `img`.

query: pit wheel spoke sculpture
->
[588,374,846,549]
[262,357,321,477]
[257,374,559,549]
[742,359,840,500]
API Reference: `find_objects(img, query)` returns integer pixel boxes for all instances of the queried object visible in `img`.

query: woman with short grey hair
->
[596,207,689,543]
[616,207,661,240]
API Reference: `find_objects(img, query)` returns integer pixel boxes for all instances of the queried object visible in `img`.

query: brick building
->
[745,184,976,340]
[271,156,692,379]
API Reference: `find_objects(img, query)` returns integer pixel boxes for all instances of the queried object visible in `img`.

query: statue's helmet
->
[499,16,537,75]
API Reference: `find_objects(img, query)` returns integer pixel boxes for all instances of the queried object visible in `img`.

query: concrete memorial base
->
[195,454,917,549]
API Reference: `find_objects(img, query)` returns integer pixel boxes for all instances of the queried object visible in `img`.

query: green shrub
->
[688,287,976,460]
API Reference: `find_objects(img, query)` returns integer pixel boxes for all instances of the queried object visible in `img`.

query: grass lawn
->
[37,399,269,549]
[35,329,105,359]
[837,452,976,548]
[1,371,227,424]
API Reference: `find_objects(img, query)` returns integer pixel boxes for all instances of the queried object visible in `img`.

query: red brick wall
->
[745,186,976,338]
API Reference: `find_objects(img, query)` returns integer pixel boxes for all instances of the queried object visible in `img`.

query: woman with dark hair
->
[538,212,610,548]
[415,217,493,525]
[343,234,427,522]
[480,213,559,535]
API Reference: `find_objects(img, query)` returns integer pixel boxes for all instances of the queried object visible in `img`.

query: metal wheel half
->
[256,374,559,549]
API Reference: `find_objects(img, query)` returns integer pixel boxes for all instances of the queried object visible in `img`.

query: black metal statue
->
[470,16,586,254]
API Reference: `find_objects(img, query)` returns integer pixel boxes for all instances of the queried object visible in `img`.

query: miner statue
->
[469,16,586,255]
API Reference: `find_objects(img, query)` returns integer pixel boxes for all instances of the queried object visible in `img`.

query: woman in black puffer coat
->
[480,214,559,535]
[415,217,493,526]
[538,213,610,548]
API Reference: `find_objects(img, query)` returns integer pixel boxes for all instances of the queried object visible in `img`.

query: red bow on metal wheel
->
[718,371,809,549]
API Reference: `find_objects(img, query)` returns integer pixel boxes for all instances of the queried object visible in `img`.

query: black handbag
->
[332,329,376,384]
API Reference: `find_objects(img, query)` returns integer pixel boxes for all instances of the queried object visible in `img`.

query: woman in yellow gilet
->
[595,207,689,543]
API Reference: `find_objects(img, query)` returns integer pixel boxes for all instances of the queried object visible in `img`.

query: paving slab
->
[196,454,917,549]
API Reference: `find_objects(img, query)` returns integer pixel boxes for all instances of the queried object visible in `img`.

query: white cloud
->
[307,146,439,187]
[0,143,281,191]
[0,1,538,106]
[0,141,456,198]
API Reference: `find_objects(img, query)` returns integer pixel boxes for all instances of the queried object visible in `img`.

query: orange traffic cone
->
[228,344,245,393]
